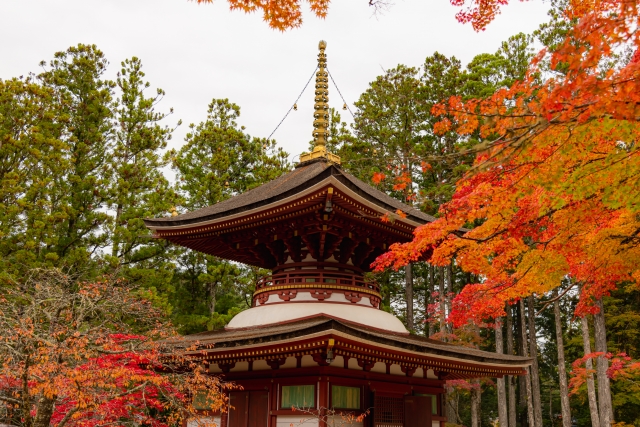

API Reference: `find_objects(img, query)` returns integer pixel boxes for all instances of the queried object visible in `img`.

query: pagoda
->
[145,41,529,427]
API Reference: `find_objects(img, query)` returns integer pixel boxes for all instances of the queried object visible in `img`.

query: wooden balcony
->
[255,269,380,294]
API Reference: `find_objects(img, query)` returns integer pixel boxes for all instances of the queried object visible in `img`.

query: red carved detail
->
[310,290,332,300]
[344,292,362,303]
[278,290,298,301]
[400,365,417,377]
[218,362,236,373]
[311,353,330,366]
[256,293,270,305]
[368,295,381,308]
[266,358,287,370]
[357,358,376,372]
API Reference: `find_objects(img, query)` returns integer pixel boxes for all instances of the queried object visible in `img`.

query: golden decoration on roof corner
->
[299,40,341,165]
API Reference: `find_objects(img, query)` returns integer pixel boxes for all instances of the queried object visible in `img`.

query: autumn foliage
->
[196,0,330,30]
[0,269,228,427]
[569,352,640,396]
[373,0,640,325]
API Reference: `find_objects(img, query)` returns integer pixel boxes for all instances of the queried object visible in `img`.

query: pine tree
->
[169,98,290,333]
[38,44,114,276]
[107,56,180,297]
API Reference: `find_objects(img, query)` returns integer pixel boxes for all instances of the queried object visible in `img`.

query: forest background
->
[1,0,640,427]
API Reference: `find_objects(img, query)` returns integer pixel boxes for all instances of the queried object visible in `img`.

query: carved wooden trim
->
[310,290,332,300]
[357,358,375,372]
[312,353,330,366]
[278,290,298,301]
[344,292,362,303]
[218,362,236,373]
[368,295,381,308]
[256,293,270,305]
[401,365,417,377]
[266,358,287,370]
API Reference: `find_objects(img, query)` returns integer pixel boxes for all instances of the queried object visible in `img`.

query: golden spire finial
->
[299,40,340,165]
[313,40,329,148]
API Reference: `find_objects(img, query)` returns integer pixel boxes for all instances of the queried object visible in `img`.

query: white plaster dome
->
[226,302,408,334]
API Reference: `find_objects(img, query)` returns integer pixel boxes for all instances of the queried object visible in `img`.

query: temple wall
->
[300,355,316,367]
[230,361,249,372]
[325,415,363,427]
[274,415,362,427]
[187,416,221,427]
[276,415,318,427]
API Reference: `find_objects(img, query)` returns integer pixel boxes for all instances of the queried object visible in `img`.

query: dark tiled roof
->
[171,315,529,367]
[145,159,435,228]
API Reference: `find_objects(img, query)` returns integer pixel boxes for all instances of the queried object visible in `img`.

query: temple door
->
[404,395,432,427]
[248,391,269,427]
[228,392,248,427]
[229,391,269,427]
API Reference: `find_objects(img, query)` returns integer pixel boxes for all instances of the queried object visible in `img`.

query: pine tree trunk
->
[439,266,446,337]
[446,386,458,424]
[33,395,55,427]
[553,294,571,427]
[506,306,517,427]
[209,282,217,316]
[428,265,435,338]
[549,388,554,426]
[496,317,508,427]
[112,204,123,259]
[405,263,414,330]
[446,265,453,334]
[581,316,601,427]
[516,302,528,427]
[593,298,614,426]
[471,381,482,427]
[527,296,543,427]
[520,299,536,427]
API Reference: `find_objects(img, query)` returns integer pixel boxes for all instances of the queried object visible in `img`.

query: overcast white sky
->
[1,0,549,161]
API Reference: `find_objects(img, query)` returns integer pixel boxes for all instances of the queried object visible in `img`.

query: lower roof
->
[173,315,530,378]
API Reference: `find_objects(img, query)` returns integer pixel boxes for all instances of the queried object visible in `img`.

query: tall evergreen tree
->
[38,44,114,276]
[168,98,290,333]
[107,57,179,296]
[0,77,64,276]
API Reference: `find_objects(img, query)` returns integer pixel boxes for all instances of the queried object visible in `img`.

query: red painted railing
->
[255,269,380,294]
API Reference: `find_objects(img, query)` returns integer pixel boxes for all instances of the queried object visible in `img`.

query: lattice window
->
[374,395,403,427]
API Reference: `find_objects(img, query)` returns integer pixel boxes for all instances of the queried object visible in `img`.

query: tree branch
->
[55,406,79,427]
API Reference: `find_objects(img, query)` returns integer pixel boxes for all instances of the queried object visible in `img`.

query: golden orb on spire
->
[299,40,341,165]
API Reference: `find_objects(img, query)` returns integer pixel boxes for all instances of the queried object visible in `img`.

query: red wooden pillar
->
[439,393,445,427]
[318,377,329,427]
[269,380,277,427]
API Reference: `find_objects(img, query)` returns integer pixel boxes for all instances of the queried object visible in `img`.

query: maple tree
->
[369,1,640,423]
[373,0,640,325]
[190,0,528,31]
[0,269,229,427]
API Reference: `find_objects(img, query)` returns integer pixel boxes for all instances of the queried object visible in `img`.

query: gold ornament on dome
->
[299,40,341,165]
